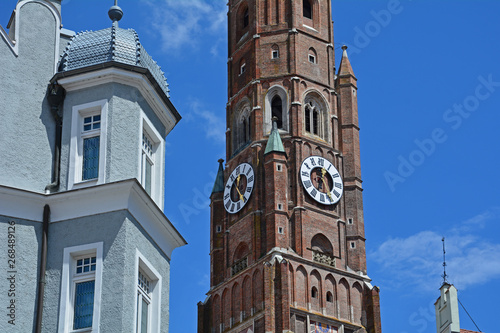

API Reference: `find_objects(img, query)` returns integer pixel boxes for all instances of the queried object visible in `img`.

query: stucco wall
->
[0,215,42,333]
[59,83,166,194]
[0,1,60,193]
[41,209,171,332]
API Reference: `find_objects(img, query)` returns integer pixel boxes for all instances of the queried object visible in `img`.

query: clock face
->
[300,156,343,205]
[223,162,255,214]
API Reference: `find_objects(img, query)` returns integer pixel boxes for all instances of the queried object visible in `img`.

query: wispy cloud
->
[369,209,500,292]
[188,100,226,143]
[145,0,227,54]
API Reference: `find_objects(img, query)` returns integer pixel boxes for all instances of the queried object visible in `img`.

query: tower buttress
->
[338,45,366,273]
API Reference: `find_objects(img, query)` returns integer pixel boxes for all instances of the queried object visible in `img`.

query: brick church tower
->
[198,1,382,332]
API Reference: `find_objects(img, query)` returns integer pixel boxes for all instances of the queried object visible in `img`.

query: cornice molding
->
[55,66,180,134]
[0,179,186,259]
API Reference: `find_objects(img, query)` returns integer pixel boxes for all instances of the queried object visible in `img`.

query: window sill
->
[302,24,318,32]
[71,178,98,190]
[71,328,93,333]
[237,31,249,45]
[304,132,329,144]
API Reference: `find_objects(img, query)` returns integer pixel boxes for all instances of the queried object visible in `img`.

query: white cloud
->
[369,209,500,293]
[188,100,226,143]
[146,0,227,53]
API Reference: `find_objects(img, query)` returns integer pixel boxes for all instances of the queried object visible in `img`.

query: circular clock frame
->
[223,162,255,214]
[300,155,343,205]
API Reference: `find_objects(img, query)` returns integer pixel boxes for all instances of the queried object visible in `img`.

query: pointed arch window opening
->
[242,117,251,144]
[311,287,318,298]
[243,8,249,28]
[264,87,288,134]
[233,105,252,154]
[271,95,283,129]
[312,110,319,135]
[305,102,322,137]
[271,45,280,59]
[303,0,312,20]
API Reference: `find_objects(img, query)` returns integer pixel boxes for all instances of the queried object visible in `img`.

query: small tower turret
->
[435,283,461,333]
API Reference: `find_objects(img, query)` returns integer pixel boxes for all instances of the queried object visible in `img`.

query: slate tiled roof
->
[59,24,170,97]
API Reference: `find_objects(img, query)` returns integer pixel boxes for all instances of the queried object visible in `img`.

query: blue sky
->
[2,1,499,332]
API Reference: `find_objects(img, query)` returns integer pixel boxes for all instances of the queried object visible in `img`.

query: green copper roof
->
[211,159,225,194]
[264,121,285,155]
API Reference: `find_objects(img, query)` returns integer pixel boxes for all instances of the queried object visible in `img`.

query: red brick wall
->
[199,1,380,332]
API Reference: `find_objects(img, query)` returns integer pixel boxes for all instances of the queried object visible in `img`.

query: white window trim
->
[264,85,289,135]
[134,250,162,333]
[272,50,279,59]
[58,242,104,333]
[139,114,164,207]
[68,99,108,190]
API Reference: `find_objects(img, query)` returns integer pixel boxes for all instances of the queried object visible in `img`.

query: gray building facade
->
[0,1,185,332]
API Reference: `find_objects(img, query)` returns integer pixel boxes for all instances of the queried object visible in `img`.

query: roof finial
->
[108,0,123,23]
[441,237,448,285]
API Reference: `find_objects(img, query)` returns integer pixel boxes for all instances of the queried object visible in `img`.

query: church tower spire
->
[199,2,381,332]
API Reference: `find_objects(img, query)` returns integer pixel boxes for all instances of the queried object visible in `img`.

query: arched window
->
[308,47,317,64]
[233,101,251,152]
[311,233,333,255]
[271,95,283,129]
[304,92,328,141]
[237,3,250,41]
[264,86,288,134]
[326,291,333,303]
[303,0,312,19]
[271,44,279,59]
[243,8,249,28]
[311,287,318,298]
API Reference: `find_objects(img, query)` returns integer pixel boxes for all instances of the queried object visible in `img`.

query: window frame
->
[139,115,164,206]
[264,85,289,134]
[303,0,313,20]
[134,250,162,333]
[243,8,249,28]
[69,100,108,190]
[233,101,252,153]
[58,242,104,333]
[303,92,330,142]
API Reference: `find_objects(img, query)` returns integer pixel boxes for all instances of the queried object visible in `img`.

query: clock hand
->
[321,168,333,201]
[235,175,245,202]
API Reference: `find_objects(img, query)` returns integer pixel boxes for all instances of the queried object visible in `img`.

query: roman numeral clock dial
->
[223,163,255,214]
[300,156,343,205]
